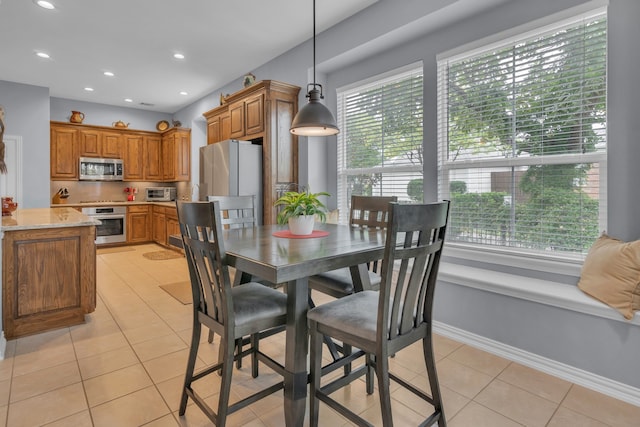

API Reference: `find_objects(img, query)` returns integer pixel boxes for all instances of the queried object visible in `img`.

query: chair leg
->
[208,329,215,344]
[423,335,446,427]
[251,333,259,378]
[365,353,374,395]
[376,354,393,427]
[309,321,323,427]
[217,335,236,427]
[179,321,202,415]
[236,338,243,369]
[343,343,352,375]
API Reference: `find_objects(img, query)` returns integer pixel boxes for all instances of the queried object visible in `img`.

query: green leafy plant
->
[274,189,330,225]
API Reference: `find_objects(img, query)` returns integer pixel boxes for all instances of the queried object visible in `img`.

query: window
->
[437,10,607,256]
[336,63,423,223]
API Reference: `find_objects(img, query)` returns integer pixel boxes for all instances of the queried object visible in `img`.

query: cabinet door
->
[152,209,167,245]
[175,131,190,181]
[51,126,79,180]
[229,101,245,138]
[165,208,180,247]
[144,135,163,181]
[245,94,264,135]
[127,212,151,243]
[78,129,101,157]
[123,135,144,180]
[102,132,123,158]
[162,135,176,181]
[207,119,220,145]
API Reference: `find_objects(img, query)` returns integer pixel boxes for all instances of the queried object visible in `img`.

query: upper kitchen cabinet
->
[50,122,191,183]
[162,128,191,182]
[78,128,122,158]
[51,123,79,180]
[203,80,300,224]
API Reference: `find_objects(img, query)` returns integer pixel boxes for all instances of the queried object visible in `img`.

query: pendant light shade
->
[290,0,339,136]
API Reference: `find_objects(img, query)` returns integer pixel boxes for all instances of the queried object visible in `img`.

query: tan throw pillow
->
[578,234,640,320]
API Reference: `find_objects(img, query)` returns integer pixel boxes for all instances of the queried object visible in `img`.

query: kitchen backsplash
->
[50,181,191,204]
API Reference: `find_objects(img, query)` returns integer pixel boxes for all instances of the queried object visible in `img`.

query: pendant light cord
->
[313,0,317,88]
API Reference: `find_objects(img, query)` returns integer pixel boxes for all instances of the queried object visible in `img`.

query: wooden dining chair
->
[308,201,450,427]
[177,201,287,426]
[308,195,396,361]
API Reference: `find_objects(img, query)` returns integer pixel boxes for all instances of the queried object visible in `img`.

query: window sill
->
[438,262,640,326]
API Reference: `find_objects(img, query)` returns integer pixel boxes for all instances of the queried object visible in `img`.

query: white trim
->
[335,61,423,94]
[437,0,608,62]
[438,262,640,325]
[434,321,640,407]
[0,331,6,360]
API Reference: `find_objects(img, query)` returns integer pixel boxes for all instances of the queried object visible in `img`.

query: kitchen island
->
[1,208,100,339]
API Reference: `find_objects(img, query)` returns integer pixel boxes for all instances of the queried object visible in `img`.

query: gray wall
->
[0,80,50,208]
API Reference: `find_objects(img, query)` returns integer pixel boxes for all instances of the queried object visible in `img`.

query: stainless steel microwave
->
[79,157,124,181]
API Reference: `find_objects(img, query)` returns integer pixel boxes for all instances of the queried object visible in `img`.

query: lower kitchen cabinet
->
[152,206,166,245]
[2,224,96,339]
[165,207,180,245]
[127,205,151,243]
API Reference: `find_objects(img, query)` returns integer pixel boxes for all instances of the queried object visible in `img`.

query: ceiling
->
[0,0,377,113]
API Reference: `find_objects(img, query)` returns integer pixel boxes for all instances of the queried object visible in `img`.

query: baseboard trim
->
[0,331,6,360]
[433,321,640,407]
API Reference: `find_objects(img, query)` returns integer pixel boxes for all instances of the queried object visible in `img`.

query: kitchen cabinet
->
[203,80,300,224]
[2,217,96,339]
[165,206,180,246]
[78,129,122,158]
[50,122,191,183]
[162,128,191,181]
[144,135,163,181]
[152,205,167,245]
[207,112,231,144]
[127,205,151,243]
[123,134,145,180]
[50,124,79,180]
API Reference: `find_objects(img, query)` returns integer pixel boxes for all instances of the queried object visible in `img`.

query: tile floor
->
[0,243,638,426]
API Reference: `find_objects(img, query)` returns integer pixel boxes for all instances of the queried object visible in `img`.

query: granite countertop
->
[51,201,179,208]
[1,207,101,231]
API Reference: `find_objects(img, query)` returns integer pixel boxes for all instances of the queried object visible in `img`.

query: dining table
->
[221,223,386,427]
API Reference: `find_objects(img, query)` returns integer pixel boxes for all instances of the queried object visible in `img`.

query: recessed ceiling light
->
[84,87,94,92]
[35,1,55,10]
[36,51,50,59]
[103,71,115,77]
[179,91,188,96]
[173,53,185,60]
[124,98,133,103]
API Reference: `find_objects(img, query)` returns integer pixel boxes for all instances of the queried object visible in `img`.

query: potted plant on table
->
[275,189,330,235]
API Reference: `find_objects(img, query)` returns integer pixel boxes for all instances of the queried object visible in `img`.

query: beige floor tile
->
[72,330,130,359]
[475,379,558,426]
[562,384,640,427]
[547,406,609,427]
[141,414,180,426]
[449,401,522,427]
[0,405,5,427]
[432,333,464,359]
[120,320,176,345]
[435,358,494,399]
[143,348,203,384]
[498,362,572,403]
[0,380,9,407]
[0,355,14,382]
[132,333,188,362]
[448,344,511,377]
[77,345,139,380]
[13,328,72,355]
[356,395,432,426]
[42,410,93,427]
[10,360,81,403]
[90,386,170,427]
[6,383,87,427]
[11,341,77,378]
[84,363,153,407]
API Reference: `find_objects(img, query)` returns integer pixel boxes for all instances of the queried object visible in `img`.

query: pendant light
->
[290,0,339,136]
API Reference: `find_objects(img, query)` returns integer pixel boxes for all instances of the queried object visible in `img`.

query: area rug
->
[97,247,136,255]
[142,250,183,260]
[160,281,192,304]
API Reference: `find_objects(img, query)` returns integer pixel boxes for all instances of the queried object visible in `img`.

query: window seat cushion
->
[577,234,640,320]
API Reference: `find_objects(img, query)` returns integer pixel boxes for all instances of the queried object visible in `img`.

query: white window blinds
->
[336,64,423,223]
[437,10,607,255]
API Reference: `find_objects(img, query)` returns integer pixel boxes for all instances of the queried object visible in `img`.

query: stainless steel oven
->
[82,206,127,245]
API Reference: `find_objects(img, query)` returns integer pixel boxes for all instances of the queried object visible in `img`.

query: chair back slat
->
[379,201,450,342]
[208,195,258,229]
[177,201,234,328]
[349,195,397,230]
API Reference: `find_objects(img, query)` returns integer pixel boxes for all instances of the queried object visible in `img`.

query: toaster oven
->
[145,187,177,202]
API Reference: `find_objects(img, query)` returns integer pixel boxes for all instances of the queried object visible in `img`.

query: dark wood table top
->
[222,223,386,284]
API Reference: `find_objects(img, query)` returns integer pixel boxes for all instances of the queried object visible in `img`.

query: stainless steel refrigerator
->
[199,139,263,224]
